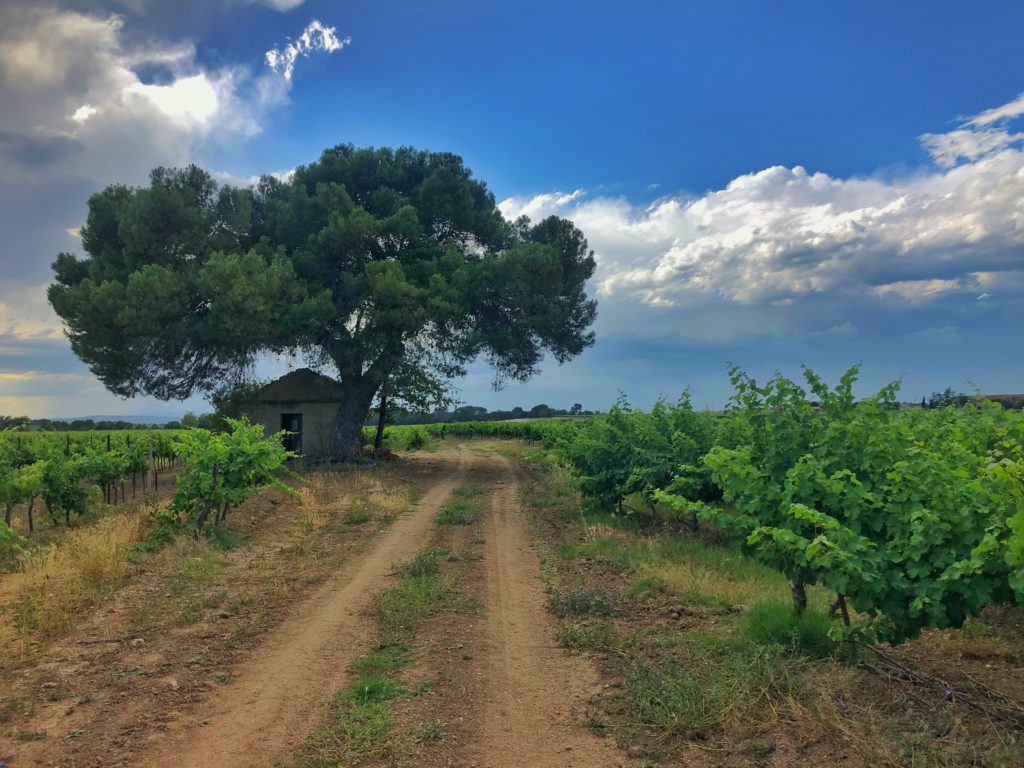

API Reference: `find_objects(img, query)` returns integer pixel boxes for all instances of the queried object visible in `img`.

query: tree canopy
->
[49,144,598,458]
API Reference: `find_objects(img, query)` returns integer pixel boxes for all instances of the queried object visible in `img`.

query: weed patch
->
[343,506,372,526]
[740,601,837,658]
[556,620,615,650]
[548,585,619,618]
[625,634,782,734]
[435,485,483,526]
[624,575,668,599]
[299,550,457,766]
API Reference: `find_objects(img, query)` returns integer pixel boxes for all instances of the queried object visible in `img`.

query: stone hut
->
[246,368,343,459]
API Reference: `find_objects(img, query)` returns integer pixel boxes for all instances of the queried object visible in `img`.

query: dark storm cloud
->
[0,129,83,168]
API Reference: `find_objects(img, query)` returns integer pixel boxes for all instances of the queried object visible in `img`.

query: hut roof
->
[252,368,345,404]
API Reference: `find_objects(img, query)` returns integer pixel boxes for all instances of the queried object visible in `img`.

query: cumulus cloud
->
[265,19,349,80]
[499,92,1024,334]
[0,6,350,274]
[0,4,350,416]
[71,103,98,123]
[258,0,308,10]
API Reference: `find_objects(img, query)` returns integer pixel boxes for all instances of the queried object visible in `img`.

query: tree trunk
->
[3,502,11,526]
[374,379,389,454]
[837,593,851,626]
[790,571,807,616]
[194,464,219,538]
[27,496,35,533]
[329,377,381,461]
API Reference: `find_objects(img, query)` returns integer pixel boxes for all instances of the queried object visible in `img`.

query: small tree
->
[41,449,88,526]
[167,418,295,537]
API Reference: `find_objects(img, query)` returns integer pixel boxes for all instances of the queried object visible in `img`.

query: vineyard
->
[4,368,1023,646]
[0,422,293,558]
[388,366,1024,646]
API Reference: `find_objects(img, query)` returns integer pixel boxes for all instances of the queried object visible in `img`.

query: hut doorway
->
[281,413,303,455]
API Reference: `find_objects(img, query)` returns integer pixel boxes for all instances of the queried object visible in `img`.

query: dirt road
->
[139,448,470,767]
[6,444,621,767]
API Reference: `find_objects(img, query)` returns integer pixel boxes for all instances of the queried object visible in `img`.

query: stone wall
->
[249,400,338,459]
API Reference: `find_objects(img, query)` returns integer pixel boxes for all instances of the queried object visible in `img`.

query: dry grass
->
[0,466,414,664]
[0,513,146,657]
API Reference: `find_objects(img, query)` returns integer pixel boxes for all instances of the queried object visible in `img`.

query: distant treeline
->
[365,403,593,426]
[0,417,173,431]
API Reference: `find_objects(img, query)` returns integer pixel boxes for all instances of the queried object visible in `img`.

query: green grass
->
[556,620,615,650]
[372,570,454,644]
[435,485,483,526]
[410,721,443,743]
[171,552,229,586]
[345,672,407,705]
[348,643,411,677]
[396,549,442,578]
[343,506,373,525]
[739,601,837,657]
[299,550,457,767]
[625,632,785,733]
[624,574,668,598]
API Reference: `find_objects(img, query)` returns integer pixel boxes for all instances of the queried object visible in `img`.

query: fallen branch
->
[857,642,1024,728]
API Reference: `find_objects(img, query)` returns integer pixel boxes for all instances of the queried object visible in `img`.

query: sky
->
[1,0,1023,419]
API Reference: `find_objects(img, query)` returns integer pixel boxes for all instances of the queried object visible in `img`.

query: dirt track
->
[5,443,619,767]
[140,447,470,767]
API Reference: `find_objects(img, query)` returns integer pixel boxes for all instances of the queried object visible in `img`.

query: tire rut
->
[464,452,620,767]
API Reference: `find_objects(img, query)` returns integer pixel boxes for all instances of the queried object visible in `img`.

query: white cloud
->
[500,92,1024,322]
[921,91,1024,166]
[257,0,308,10]
[124,74,220,124]
[920,127,1024,167]
[71,103,98,124]
[212,167,296,187]
[967,92,1024,127]
[873,278,963,302]
[265,19,349,80]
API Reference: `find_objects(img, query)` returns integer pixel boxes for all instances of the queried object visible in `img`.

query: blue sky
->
[1,1,1022,418]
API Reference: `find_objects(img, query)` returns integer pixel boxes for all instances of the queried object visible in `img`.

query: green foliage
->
[559,394,721,519]
[654,366,1024,644]
[165,418,295,536]
[400,426,430,451]
[40,449,89,523]
[0,520,23,568]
